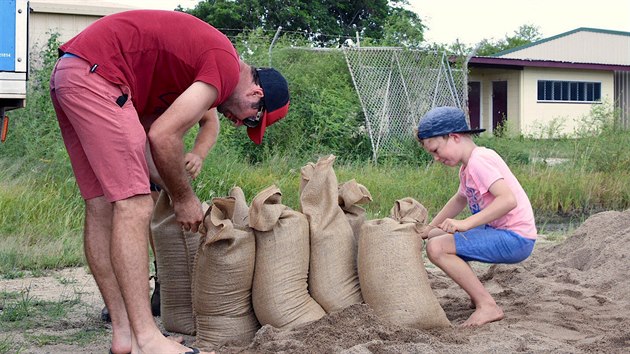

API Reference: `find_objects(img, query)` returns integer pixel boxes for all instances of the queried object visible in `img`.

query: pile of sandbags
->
[150,155,451,352]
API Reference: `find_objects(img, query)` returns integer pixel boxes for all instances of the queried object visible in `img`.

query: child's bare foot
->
[461,304,504,327]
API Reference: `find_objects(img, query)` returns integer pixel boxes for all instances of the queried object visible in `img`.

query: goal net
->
[343,47,466,161]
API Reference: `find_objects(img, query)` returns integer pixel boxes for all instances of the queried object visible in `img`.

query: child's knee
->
[425,238,442,262]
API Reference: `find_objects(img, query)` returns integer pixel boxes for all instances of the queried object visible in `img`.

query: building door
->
[468,82,481,129]
[492,81,507,132]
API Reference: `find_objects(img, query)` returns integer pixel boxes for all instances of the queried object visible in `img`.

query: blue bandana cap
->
[417,106,485,140]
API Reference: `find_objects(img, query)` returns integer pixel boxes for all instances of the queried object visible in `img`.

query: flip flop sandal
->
[101,306,111,323]
[108,349,130,354]
[181,348,200,354]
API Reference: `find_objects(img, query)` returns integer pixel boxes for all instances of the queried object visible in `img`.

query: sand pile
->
[215,209,630,353]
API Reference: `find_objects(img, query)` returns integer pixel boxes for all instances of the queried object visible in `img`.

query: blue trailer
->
[0,0,29,142]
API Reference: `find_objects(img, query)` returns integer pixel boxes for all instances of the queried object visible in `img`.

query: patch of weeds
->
[543,232,568,243]
[0,287,82,332]
[0,287,34,324]
[68,324,109,346]
[1,291,107,351]
[34,288,81,322]
[29,269,47,278]
[24,333,60,347]
[55,276,77,285]
[0,335,24,354]
[23,313,107,347]
[45,298,76,319]
[1,270,26,280]
[0,290,21,302]
[537,219,577,243]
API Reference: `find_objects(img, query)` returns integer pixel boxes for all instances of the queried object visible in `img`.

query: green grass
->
[0,286,84,330]
[1,33,630,275]
[2,139,630,274]
[0,284,107,353]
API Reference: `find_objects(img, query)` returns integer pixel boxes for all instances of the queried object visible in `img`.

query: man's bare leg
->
[111,194,200,353]
[426,234,504,327]
[84,197,132,354]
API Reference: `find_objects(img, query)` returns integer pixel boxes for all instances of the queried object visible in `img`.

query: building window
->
[537,80,601,103]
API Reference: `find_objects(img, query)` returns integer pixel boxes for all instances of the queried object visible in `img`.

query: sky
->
[108,0,630,45]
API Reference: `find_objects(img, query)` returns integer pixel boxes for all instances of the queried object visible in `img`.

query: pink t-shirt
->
[458,147,537,239]
[59,10,240,119]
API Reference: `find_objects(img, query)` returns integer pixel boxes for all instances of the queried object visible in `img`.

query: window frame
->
[537,80,602,103]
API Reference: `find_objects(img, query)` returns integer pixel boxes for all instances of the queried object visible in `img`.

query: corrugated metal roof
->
[490,28,630,66]
[468,56,630,72]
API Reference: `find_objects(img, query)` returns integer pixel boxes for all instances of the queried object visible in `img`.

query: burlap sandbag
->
[229,186,249,228]
[300,155,363,313]
[338,179,372,243]
[151,191,205,335]
[249,185,326,329]
[192,196,259,350]
[358,198,451,329]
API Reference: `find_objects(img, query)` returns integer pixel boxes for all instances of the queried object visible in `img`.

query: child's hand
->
[439,218,470,233]
[418,225,433,239]
[184,152,203,179]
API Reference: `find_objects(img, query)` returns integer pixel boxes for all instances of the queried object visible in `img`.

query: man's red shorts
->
[50,56,150,202]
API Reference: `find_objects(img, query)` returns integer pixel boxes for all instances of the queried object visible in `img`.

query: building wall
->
[28,1,135,64]
[520,67,614,137]
[468,68,522,134]
[29,12,102,53]
[469,67,615,137]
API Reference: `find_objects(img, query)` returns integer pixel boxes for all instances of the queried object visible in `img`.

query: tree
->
[184,0,257,32]
[474,24,543,56]
[380,1,426,48]
[183,0,425,46]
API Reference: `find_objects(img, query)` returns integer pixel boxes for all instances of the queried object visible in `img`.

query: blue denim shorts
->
[454,225,535,264]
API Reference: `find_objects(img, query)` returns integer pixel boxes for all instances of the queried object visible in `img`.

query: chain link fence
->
[344,47,467,161]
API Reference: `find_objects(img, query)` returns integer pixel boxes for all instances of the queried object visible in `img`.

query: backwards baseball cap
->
[247,68,290,145]
[417,106,485,140]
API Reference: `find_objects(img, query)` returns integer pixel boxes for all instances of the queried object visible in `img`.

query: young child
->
[415,106,537,327]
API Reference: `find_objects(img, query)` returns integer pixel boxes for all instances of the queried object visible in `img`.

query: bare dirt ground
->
[2,209,630,353]
[2,267,112,354]
[1,268,196,354]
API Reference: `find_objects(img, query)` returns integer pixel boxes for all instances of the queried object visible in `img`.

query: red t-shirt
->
[60,10,240,119]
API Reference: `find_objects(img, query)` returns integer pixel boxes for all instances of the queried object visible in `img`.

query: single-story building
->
[466,28,630,137]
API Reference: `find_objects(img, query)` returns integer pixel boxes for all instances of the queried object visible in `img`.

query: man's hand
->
[184,152,203,179]
[173,195,204,233]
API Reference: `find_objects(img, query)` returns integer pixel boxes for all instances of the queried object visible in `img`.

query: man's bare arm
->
[147,81,217,231]
[185,108,219,179]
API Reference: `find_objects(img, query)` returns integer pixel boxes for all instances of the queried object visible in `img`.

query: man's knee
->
[85,196,113,219]
[114,194,154,220]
